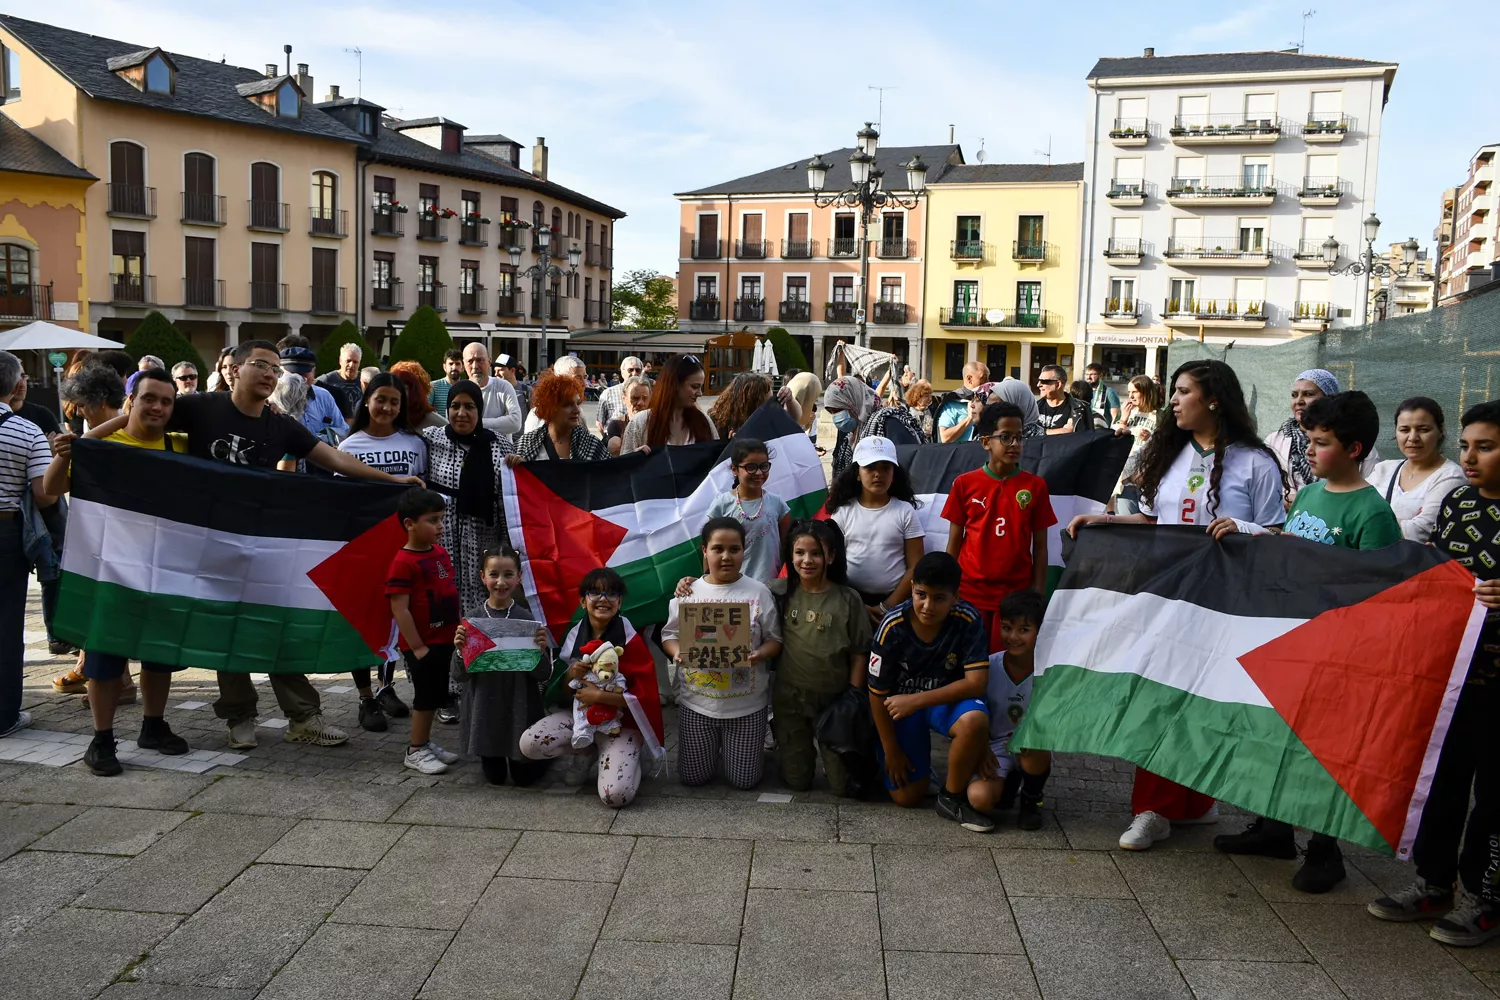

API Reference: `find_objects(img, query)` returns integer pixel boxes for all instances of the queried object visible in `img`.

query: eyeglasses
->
[176,375,199,383]
[736,461,773,474]
[982,433,1023,445]
[1037,378,1060,385]
[625,368,643,375]
[584,590,622,601]
[241,359,284,377]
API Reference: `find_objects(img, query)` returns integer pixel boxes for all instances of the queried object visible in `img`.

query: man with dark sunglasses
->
[1035,365,1088,435]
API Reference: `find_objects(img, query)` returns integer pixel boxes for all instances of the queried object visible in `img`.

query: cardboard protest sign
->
[679,602,753,694]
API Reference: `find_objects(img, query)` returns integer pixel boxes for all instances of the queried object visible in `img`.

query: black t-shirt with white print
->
[166,392,318,469]
[1434,484,1500,686]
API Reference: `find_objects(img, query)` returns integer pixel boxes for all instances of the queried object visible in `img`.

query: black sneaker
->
[935,789,995,833]
[48,639,77,656]
[1367,878,1454,922]
[137,720,189,756]
[1017,796,1045,831]
[358,697,388,733]
[1429,891,1500,947]
[1292,838,1346,894]
[436,703,459,725]
[1213,818,1298,859]
[84,737,122,777]
[374,685,410,718]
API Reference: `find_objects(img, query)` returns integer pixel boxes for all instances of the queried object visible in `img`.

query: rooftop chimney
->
[295,62,313,99]
[265,63,278,78]
[1144,47,1155,57]
[327,84,341,101]
[532,137,549,182]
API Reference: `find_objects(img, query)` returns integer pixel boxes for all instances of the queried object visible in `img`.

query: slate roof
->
[0,112,96,180]
[390,116,467,131]
[1088,51,1395,79]
[466,133,517,146]
[0,14,364,145]
[677,144,963,197]
[930,162,1084,184]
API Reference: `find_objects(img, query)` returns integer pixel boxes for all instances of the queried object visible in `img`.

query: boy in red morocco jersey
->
[387,488,463,775]
[1215,391,1401,894]
[943,401,1056,651]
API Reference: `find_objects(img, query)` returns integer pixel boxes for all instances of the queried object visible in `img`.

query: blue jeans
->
[0,518,27,732]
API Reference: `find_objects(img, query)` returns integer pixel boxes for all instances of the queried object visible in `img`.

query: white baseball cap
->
[852,435,899,467]
[495,354,515,368]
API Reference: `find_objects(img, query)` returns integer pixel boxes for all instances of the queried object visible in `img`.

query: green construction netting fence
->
[1166,285,1500,461]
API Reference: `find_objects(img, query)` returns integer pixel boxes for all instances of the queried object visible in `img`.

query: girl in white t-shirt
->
[1066,359,1286,853]
[337,373,429,728]
[826,435,927,625]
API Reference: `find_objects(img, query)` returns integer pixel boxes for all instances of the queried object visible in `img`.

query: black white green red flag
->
[503,403,826,636]
[1012,525,1484,856]
[53,439,406,673]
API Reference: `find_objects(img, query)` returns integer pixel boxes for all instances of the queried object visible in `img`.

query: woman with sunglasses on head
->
[619,354,716,455]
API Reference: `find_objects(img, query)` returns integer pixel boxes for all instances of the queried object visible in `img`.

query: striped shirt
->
[0,402,49,512]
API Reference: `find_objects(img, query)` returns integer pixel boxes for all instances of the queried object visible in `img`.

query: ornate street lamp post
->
[1323,214,1420,322]
[509,226,581,370]
[807,123,929,346]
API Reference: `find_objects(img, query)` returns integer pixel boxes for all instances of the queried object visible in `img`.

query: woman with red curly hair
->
[507,373,609,462]
[620,354,716,454]
[390,361,446,429]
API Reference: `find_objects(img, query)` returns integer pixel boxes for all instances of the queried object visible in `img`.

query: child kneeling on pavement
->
[966,589,1051,830]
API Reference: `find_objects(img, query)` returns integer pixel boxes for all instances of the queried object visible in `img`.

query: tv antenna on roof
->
[1297,10,1315,52]
[1034,136,1052,165]
[344,46,363,97]
[868,85,897,131]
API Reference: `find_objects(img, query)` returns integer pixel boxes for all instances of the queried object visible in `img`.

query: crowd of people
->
[0,343,1494,948]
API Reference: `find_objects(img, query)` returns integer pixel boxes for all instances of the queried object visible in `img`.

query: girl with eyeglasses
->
[519,568,663,807]
[705,437,790,584]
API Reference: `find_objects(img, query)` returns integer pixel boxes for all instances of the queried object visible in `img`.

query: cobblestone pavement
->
[4,581,1498,999]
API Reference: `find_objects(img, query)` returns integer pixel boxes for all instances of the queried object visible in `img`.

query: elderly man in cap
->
[279,346,348,449]
[460,341,523,438]
[596,356,645,438]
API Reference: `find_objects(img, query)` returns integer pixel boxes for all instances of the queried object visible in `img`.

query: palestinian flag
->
[1012,525,1484,856]
[461,617,544,673]
[53,439,408,673]
[900,430,1132,591]
[503,403,825,636]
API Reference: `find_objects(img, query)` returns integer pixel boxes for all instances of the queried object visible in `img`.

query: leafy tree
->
[315,320,374,376]
[124,311,207,377]
[388,306,454,380]
[611,269,678,329]
[765,327,809,373]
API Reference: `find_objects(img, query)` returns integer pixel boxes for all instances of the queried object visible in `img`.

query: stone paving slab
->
[734,888,885,1000]
[0,848,127,947]
[180,774,416,821]
[499,830,637,883]
[257,818,408,869]
[96,985,257,1000]
[331,825,518,931]
[602,836,751,946]
[875,844,1023,955]
[1175,959,1346,1000]
[840,800,1068,848]
[30,805,190,856]
[255,921,452,1000]
[575,940,737,1000]
[1013,897,1193,999]
[992,848,1133,899]
[608,794,838,842]
[1229,850,1381,904]
[749,840,875,892]
[884,950,1041,1000]
[391,785,617,833]
[0,764,213,809]
[0,905,181,1000]
[0,801,84,861]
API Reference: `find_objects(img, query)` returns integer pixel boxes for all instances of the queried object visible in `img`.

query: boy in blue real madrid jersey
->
[966,589,1051,831]
[868,551,994,833]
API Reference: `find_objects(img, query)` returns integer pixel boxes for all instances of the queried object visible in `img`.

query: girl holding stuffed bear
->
[518,568,664,807]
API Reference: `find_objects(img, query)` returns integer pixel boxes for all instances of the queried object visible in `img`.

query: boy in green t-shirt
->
[1216,390,1400,892]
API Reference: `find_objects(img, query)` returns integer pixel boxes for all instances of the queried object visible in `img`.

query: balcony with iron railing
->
[551,239,568,261]
[584,300,601,323]
[1108,117,1154,145]
[310,285,347,315]
[457,285,487,315]
[779,299,811,323]
[781,239,818,259]
[1163,238,1273,266]
[370,279,403,311]
[1101,299,1141,326]
[873,301,909,324]
[459,221,488,246]
[1294,238,1342,268]
[1106,179,1150,205]
[249,281,286,312]
[416,283,447,312]
[1166,176,1276,205]
[309,208,348,238]
[825,301,857,323]
[689,297,720,321]
[110,273,154,305]
[1162,298,1267,328]
[940,308,1048,331]
[107,183,156,219]
[735,239,768,260]
[1013,240,1048,263]
[0,282,52,321]
[496,291,523,317]
[247,200,289,232]
[181,192,227,226]
[600,245,613,268]
[417,215,448,242]
[182,278,225,309]
[829,237,859,258]
[1103,238,1146,264]
[878,238,913,259]
[951,239,987,262]
[1298,176,1346,206]
[585,243,601,266]
[1304,115,1351,143]
[1170,114,1281,144]
[370,207,404,237]
[690,238,721,259]
[1291,300,1331,330]
[734,298,765,322]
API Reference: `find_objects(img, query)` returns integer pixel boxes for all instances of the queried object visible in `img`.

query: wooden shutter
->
[184,237,214,282]
[184,153,213,197]
[312,247,336,288]
[250,162,278,202]
[742,214,762,242]
[111,142,144,186]
[251,242,278,284]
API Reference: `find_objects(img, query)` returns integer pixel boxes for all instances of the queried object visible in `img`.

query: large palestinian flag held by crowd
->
[1012,526,1484,856]
[54,439,407,672]
[901,430,1133,591]
[504,403,826,635]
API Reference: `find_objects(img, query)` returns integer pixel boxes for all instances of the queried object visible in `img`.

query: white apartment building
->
[1437,144,1497,303]
[1078,49,1398,379]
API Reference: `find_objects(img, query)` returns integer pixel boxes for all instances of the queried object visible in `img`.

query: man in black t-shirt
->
[1035,365,1087,435]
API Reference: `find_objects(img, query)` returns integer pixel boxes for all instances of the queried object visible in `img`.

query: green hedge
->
[765,326,809,373]
[315,320,374,375]
[124,311,207,377]
[388,306,454,380]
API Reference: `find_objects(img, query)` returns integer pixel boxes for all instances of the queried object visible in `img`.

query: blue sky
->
[9,0,1496,279]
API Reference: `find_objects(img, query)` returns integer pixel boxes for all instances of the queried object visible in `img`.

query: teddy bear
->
[569,639,629,749]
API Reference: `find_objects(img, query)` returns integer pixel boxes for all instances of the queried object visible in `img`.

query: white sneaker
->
[285,715,348,746]
[404,745,449,775]
[227,719,258,749]
[424,740,459,764]
[1119,811,1171,850]
[0,710,33,739]
[1176,803,1220,826]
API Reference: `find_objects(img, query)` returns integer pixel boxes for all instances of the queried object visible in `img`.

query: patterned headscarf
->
[1280,370,1342,489]
[1296,369,1340,397]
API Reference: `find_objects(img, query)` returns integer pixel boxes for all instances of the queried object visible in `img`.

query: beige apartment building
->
[311,93,624,369]
[1369,241,1435,319]
[0,15,366,360]
[1438,144,1497,303]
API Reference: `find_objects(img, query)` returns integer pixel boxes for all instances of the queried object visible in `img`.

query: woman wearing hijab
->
[821,376,879,477]
[419,380,515,611]
[785,371,823,443]
[1265,368,1381,505]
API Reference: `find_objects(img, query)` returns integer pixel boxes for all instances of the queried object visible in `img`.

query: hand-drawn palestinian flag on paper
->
[54,438,407,672]
[900,430,1132,591]
[461,617,544,673]
[1012,525,1484,856]
[503,403,826,635]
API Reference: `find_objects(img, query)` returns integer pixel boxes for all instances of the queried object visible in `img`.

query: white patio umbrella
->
[750,338,765,375]
[760,339,780,378]
[0,321,123,352]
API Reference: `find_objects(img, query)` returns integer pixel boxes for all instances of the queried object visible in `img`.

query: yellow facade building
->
[919,163,1084,390]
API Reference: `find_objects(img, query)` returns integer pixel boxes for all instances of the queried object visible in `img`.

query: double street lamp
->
[807,123,929,346]
[509,225,581,370]
[1323,213,1419,279]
